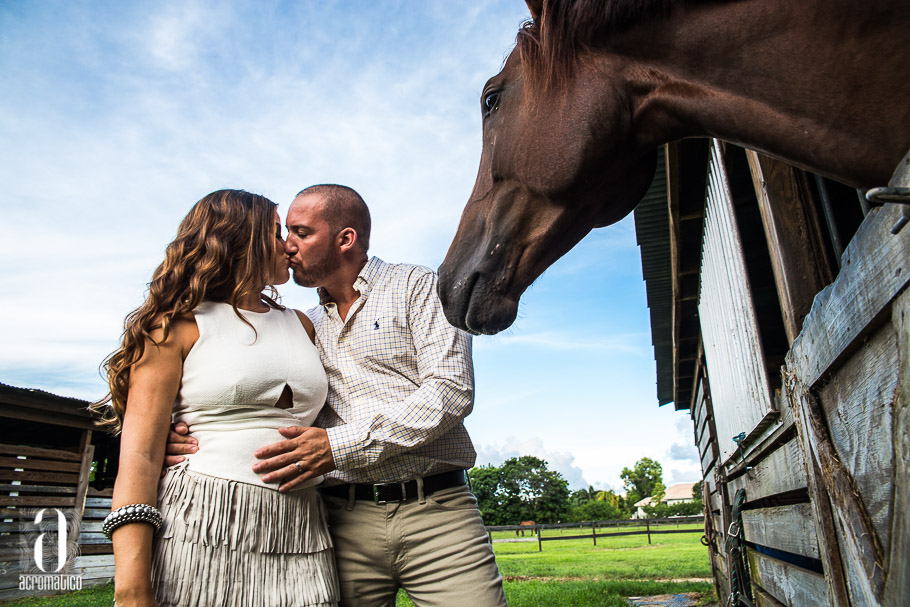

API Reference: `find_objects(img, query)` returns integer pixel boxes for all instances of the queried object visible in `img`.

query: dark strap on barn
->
[725,488,754,607]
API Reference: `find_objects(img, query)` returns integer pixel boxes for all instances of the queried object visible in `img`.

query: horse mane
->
[516,0,711,91]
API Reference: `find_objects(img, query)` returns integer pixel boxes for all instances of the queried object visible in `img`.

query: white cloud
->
[474,436,589,490]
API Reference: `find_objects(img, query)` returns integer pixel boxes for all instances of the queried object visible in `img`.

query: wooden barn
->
[0,382,119,601]
[635,140,909,606]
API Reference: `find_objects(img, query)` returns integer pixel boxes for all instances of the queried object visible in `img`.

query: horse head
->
[439,0,910,335]
[437,6,656,335]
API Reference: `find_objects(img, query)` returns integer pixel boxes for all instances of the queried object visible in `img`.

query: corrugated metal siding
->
[633,146,674,405]
[698,140,775,462]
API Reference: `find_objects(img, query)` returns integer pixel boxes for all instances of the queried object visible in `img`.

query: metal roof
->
[633,146,675,406]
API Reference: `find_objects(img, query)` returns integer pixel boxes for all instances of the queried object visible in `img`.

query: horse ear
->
[526,0,543,23]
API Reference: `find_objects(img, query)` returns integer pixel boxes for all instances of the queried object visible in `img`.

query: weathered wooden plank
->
[0,444,82,462]
[789,375,879,604]
[815,319,898,555]
[81,521,105,533]
[0,403,96,430]
[86,487,114,498]
[882,288,910,607]
[726,438,806,502]
[0,496,76,507]
[741,503,820,560]
[78,532,111,545]
[78,543,113,555]
[787,204,910,388]
[73,554,114,567]
[747,547,828,606]
[753,585,788,607]
[746,151,834,345]
[0,484,77,495]
[0,470,79,485]
[76,566,115,580]
[71,431,93,544]
[701,441,718,477]
[0,457,81,473]
[85,497,113,508]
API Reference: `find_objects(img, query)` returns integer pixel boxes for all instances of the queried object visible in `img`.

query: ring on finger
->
[294,461,303,474]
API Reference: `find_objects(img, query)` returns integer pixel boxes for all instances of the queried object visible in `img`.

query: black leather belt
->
[318,470,467,503]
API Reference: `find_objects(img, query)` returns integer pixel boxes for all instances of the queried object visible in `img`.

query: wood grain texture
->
[883,288,910,607]
[742,503,820,559]
[816,320,898,554]
[0,444,82,461]
[746,151,835,344]
[747,547,828,606]
[726,438,806,502]
[787,204,910,387]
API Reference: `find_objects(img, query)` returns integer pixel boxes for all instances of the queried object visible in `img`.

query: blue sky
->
[0,0,700,491]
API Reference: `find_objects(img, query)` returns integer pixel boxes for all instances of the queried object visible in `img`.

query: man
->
[167,185,507,607]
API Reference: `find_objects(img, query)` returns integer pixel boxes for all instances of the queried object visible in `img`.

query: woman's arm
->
[111,316,197,606]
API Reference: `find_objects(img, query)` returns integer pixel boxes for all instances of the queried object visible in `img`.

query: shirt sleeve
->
[325,269,475,472]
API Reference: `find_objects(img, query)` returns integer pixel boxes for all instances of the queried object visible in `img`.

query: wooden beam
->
[746,547,828,605]
[788,205,910,387]
[883,289,910,606]
[0,457,81,473]
[0,444,82,461]
[71,430,94,545]
[746,152,834,344]
[742,503,820,560]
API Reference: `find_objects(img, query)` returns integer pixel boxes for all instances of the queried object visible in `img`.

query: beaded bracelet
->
[102,504,163,540]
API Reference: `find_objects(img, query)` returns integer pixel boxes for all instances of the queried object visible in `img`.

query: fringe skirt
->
[151,465,339,607]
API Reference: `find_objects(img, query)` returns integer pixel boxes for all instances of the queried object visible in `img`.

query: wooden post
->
[646,519,651,545]
[592,521,596,546]
[537,525,542,552]
[71,430,94,546]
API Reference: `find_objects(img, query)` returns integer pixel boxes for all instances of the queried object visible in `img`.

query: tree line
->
[468,455,703,525]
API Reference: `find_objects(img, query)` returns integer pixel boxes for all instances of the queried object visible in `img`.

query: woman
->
[93,190,339,607]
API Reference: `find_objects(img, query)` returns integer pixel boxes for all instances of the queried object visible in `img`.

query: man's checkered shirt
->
[308,256,477,484]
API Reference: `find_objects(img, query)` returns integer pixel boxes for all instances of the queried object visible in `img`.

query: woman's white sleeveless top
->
[175,301,328,490]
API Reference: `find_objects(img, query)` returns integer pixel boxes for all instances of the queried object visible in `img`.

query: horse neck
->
[608,0,910,187]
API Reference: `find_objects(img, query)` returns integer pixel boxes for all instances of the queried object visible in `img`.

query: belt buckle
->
[373,482,407,504]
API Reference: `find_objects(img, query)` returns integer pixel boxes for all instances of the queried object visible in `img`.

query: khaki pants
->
[322,484,507,607]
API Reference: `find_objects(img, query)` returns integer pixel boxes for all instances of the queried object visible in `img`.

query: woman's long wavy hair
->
[92,189,284,432]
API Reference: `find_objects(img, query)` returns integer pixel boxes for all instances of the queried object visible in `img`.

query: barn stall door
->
[786,200,910,606]
[698,140,778,463]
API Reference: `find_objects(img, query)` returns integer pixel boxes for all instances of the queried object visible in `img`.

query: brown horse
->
[437,0,910,335]
[517,520,536,536]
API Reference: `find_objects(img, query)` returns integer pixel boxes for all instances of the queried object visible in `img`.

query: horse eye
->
[483,91,500,115]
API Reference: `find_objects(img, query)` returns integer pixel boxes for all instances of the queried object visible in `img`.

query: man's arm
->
[326,269,474,470]
[254,269,473,491]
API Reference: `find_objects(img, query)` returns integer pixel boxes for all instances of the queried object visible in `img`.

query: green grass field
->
[3,523,715,606]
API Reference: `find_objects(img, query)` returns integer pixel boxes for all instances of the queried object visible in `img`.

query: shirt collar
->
[316,256,385,306]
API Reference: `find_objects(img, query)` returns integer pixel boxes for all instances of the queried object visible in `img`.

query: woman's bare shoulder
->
[292,309,316,344]
[148,311,199,358]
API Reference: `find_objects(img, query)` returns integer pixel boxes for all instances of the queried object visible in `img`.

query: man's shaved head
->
[296,184,371,252]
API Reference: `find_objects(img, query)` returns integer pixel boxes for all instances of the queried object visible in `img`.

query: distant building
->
[632,482,697,518]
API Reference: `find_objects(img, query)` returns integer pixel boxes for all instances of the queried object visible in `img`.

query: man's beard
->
[291,246,341,288]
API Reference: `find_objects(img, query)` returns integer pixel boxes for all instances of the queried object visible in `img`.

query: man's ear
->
[337,227,358,253]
